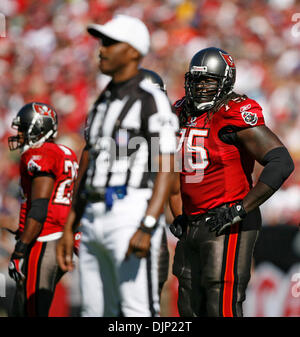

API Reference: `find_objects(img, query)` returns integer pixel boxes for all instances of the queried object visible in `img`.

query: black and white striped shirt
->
[84,72,179,190]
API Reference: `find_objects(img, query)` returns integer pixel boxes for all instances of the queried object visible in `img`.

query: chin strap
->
[21,130,56,153]
[194,100,215,111]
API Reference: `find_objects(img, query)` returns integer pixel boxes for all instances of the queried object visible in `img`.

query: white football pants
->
[78,187,163,317]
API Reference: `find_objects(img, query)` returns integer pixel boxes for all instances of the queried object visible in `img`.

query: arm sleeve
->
[259,146,294,190]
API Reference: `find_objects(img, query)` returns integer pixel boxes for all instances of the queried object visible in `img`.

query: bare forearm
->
[66,147,89,232]
[19,218,43,244]
[145,154,175,219]
[146,171,175,219]
[63,207,79,234]
[169,192,183,218]
[242,181,275,213]
[168,172,182,218]
[237,126,294,214]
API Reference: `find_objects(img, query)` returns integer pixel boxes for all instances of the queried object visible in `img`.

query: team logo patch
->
[240,103,258,126]
[220,52,235,68]
[241,111,258,126]
[27,158,42,173]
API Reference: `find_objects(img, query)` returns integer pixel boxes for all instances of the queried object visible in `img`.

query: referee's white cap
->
[87,15,150,56]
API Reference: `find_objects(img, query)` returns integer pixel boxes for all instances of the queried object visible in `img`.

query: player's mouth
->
[99,54,108,61]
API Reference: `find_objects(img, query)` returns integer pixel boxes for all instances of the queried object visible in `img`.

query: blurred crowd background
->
[0,0,299,317]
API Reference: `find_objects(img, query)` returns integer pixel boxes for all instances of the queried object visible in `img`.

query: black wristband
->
[14,240,28,255]
[138,225,153,235]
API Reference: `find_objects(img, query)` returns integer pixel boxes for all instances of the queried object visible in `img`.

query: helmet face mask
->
[186,74,220,111]
[8,102,58,151]
[185,47,236,115]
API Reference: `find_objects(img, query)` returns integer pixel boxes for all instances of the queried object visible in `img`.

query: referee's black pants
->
[173,207,261,317]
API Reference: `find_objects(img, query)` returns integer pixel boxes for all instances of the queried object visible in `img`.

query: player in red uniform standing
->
[169,47,294,317]
[7,102,79,316]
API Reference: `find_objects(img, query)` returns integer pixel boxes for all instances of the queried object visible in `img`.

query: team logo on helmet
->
[33,103,56,122]
[219,52,235,68]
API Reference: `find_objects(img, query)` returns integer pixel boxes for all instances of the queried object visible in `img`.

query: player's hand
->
[205,202,247,236]
[125,228,151,259]
[8,252,25,283]
[8,240,28,283]
[56,229,75,272]
[169,214,187,239]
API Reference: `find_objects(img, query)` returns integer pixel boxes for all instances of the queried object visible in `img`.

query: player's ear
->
[127,46,142,61]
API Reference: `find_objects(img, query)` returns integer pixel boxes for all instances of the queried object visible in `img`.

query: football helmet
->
[140,68,167,93]
[8,102,58,151]
[185,47,236,114]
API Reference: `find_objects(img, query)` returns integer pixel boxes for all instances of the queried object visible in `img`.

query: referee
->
[57,15,179,317]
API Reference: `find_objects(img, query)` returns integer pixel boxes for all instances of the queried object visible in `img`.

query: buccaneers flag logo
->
[33,103,56,122]
[220,52,235,68]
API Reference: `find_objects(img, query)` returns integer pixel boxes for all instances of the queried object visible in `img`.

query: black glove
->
[169,214,187,239]
[8,240,28,283]
[205,202,247,236]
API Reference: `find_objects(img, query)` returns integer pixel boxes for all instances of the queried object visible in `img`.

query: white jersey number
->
[53,160,79,205]
[177,128,210,172]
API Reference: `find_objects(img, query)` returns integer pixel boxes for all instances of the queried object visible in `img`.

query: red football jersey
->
[18,142,78,238]
[174,96,265,215]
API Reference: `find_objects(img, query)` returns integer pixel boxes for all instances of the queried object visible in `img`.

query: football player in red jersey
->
[169,47,294,317]
[8,102,79,316]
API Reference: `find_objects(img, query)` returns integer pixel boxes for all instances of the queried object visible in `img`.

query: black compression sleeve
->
[27,198,50,224]
[259,146,294,190]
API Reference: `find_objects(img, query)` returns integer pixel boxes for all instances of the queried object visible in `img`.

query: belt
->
[85,189,105,203]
